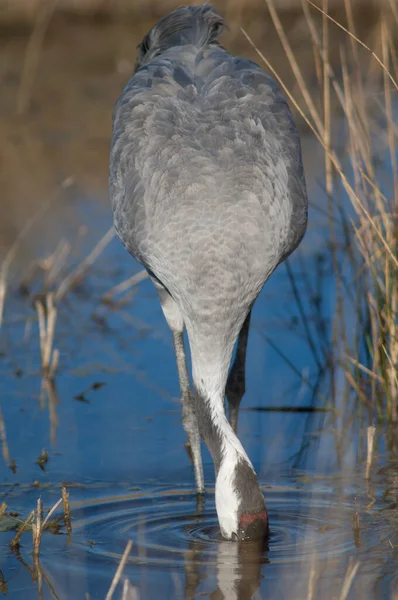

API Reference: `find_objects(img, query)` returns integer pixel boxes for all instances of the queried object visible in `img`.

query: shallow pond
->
[0,195,397,599]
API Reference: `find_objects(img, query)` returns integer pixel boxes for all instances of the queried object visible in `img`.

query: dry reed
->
[365,425,376,479]
[0,408,10,466]
[9,490,71,556]
[105,540,133,600]
[9,510,35,551]
[35,292,59,380]
[17,0,59,115]
[55,227,115,302]
[62,486,72,538]
[121,579,139,600]
[244,0,397,421]
[0,503,7,521]
[102,270,148,304]
[339,560,360,600]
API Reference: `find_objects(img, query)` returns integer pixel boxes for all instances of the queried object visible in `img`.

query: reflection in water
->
[39,376,60,446]
[184,538,267,600]
[2,468,398,599]
[183,495,267,600]
[10,481,389,598]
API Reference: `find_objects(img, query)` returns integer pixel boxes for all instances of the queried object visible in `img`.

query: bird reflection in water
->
[182,496,269,600]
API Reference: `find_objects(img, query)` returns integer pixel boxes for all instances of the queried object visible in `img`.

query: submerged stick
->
[105,540,133,600]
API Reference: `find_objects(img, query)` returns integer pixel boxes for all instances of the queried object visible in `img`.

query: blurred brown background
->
[0,0,392,259]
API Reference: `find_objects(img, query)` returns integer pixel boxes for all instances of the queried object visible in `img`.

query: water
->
[1,13,398,600]
[2,479,398,598]
[1,206,397,598]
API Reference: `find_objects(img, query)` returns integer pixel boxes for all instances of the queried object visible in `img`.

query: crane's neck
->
[188,323,264,539]
[188,323,250,472]
[193,381,251,475]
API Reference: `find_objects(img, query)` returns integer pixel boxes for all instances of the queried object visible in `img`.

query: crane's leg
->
[173,330,205,493]
[151,278,205,494]
[226,309,252,434]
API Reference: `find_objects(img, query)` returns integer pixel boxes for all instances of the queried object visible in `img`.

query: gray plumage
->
[110,4,307,541]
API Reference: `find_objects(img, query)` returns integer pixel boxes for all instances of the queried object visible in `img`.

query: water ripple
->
[63,485,372,568]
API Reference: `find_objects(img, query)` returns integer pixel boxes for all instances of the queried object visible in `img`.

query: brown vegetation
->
[0,0,391,27]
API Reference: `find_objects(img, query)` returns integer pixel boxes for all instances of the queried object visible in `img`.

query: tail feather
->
[135,4,224,71]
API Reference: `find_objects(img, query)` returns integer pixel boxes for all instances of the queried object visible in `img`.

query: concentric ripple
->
[62,485,377,569]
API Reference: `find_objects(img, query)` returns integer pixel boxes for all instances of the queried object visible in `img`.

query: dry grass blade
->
[35,293,59,378]
[122,578,139,600]
[0,408,10,465]
[0,503,7,521]
[365,425,376,480]
[36,300,46,369]
[10,510,35,551]
[17,0,59,114]
[306,0,398,90]
[344,354,384,383]
[102,270,148,302]
[44,240,72,288]
[381,18,398,207]
[55,227,115,301]
[105,540,133,600]
[41,498,62,530]
[44,294,56,371]
[264,0,324,135]
[48,349,60,381]
[0,197,53,330]
[339,561,360,600]
[0,280,6,332]
[306,554,317,600]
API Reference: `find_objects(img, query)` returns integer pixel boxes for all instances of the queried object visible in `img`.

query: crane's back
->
[110,5,307,315]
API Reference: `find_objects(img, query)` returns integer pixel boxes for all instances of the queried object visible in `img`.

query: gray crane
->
[110,4,308,541]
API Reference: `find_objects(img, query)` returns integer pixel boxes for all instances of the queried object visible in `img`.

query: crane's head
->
[215,454,269,541]
[135,4,224,72]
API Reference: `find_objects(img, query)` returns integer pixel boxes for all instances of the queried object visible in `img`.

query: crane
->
[110,4,308,541]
